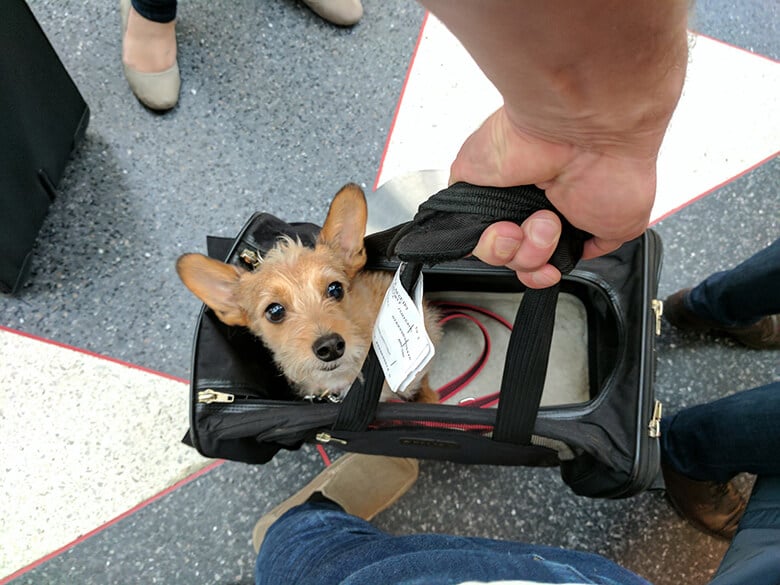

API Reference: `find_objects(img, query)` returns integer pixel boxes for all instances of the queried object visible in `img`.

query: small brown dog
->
[176,183,441,403]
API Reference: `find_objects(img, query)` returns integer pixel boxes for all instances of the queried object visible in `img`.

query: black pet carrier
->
[182,180,663,499]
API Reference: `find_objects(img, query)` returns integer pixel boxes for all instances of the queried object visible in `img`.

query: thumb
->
[449,108,571,188]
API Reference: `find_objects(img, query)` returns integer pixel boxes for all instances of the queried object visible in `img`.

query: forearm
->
[419,0,689,159]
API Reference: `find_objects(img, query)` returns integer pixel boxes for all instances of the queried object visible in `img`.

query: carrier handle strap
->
[333,183,588,442]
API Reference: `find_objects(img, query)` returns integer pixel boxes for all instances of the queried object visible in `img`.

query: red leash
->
[316,444,332,466]
[432,301,512,406]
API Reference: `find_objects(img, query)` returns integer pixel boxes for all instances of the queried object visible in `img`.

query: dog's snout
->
[312,333,345,362]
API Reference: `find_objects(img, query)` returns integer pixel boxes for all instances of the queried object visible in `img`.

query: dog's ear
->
[318,183,368,278]
[176,254,248,326]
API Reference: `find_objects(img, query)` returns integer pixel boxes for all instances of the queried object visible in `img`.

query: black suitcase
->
[183,183,664,499]
[0,0,90,294]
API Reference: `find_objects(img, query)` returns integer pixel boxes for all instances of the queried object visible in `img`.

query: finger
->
[448,112,507,186]
[471,224,561,289]
[581,237,624,260]
[449,108,569,188]
[472,212,561,270]
[471,221,525,266]
[517,263,562,289]
[471,212,563,288]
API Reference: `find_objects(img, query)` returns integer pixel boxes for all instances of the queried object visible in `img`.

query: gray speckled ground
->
[3,0,778,583]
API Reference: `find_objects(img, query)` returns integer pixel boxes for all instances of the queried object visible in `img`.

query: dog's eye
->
[265,303,286,323]
[326,281,344,301]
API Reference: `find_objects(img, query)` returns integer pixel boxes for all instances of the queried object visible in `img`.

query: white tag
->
[372,263,435,394]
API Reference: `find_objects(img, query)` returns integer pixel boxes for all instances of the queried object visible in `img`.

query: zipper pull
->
[651,299,663,336]
[198,389,235,404]
[240,249,261,270]
[648,400,663,438]
[316,432,348,445]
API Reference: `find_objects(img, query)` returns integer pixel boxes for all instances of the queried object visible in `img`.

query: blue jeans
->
[661,382,780,483]
[255,502,651,585]
[709,476,780,585]
[685,238,780,327]
[661,382,780,585]
[131,0,176,23]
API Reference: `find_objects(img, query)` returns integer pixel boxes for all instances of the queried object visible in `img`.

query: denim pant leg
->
[708,476,780,585]
[661,382,780,483]
[255,502,651,585]
[686,238,780,326]
[131,0,177,23]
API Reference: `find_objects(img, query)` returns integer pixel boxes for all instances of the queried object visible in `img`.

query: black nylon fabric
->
[332,347,387,432]
[184,195,662,498]
[389,182,589,273]
[238,215,320,259]
[493,285,560,443]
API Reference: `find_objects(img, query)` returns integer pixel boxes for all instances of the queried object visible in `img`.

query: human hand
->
[420,0,689,289]
[455,106,662,288]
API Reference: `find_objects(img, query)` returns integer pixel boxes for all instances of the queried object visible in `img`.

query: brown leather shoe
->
[252,454,418,553]
[664,289,780,349]
[661,462,746,540]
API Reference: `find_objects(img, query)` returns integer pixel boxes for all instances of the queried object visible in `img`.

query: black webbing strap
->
[332,182,588,440]
[332,346,388,432]
[390,182,584,267]
[493,279,561,443]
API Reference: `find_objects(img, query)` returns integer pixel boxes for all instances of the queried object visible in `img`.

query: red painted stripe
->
[0,460,224,585]
[0,324,188,385]
[650,148,780,227]
[694,31,780,65]
[373,11,430,192]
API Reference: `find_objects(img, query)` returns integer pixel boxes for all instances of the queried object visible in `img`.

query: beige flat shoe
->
[120,0,180,111]
[252,453,418,553]
[302,0,363,26]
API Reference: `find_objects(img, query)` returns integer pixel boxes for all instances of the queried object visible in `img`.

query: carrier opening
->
[421,268,619,410]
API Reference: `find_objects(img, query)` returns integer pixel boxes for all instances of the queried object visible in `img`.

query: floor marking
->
[0,461,223,585]
[0,328,209,579]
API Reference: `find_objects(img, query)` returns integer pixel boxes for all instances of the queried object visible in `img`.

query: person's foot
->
[661,462,746,540]
[252,453,418,553]
[302,0,363,26]
[120,0,180,111]
[664,288,780,349]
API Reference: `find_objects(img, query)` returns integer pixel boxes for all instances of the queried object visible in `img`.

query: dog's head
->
[176,183,372,399]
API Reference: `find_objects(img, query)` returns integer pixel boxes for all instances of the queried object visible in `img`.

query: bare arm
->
[419,0,689,287]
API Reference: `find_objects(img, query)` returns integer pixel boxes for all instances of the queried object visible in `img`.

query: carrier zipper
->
[651,299,663,336]
[198,389,235,404]
[315,432,348,445]
[648,400,663,438]
[239,249,261,269]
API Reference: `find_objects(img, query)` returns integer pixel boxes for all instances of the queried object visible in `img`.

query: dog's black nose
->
[313,333,345,362]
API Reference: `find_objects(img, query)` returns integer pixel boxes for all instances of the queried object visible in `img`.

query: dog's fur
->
[176,183,441,403]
